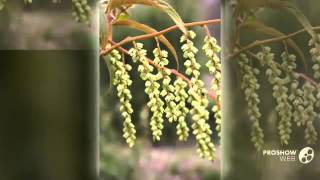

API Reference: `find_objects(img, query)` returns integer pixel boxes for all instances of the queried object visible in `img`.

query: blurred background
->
[0,0,96,49]
[222,0,320,180]
[99,0,221,180]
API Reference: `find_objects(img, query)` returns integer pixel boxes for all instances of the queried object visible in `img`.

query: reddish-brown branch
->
[297,73,320,90]
[100,19,221,56]
[203,25,212,37]
[107,14,114,42]
[228,26,320,60]
[108,40,219,105]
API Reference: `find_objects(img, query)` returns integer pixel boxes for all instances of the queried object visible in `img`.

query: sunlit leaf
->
[156,0,187,34]
[116,12,130,20]
[114,19,179,67]
[107,0,186,33]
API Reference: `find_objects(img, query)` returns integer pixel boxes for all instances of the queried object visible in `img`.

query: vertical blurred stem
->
[221,1,261,180]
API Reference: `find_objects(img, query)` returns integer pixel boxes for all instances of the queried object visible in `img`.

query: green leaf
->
[107,0,186,34]
[284,3,315,39]
[103,55,114,92]
[107,0,156,11]
[156,0,187,34]
[269,1,316,39]
[114,19,179,68]
[116,12,130,20]
[241,19,306,67]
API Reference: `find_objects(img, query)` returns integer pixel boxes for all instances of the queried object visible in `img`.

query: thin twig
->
[100,19,221,56]
[108,40,219,104]
[297,73,320,91]
[246,51,320,91]
[228,26,320,60]
[203,25,212,37]
[107,13,114,42]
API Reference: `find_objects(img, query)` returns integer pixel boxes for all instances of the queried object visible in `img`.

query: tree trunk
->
[0,51,99,180]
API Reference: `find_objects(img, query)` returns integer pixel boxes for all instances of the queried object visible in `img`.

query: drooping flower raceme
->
[257,47,293,145]
[309,34,320,80]
[129,43,165,141]
[173,78,190,141]
[181,31,216,160]
[302,82,318,144]
[153,48,191,141]
[153,48,178,123]
[238,53,264,151]
[203,35,222,137]
[108,49,136,147]
[281,53,306,127]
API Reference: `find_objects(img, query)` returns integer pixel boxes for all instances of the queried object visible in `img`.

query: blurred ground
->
[101,144,220,180]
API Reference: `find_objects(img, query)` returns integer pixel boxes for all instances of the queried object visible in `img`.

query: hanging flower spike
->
[153,48,178,123]
[173,78,190,141]
[281,53,306,127]
[238,53,264,151]
[302,82,318,144]
[257,47,293,145]
[181,30,216,161]
[309,34,320,80]
[203,35,222,137]
[129,42,165,141]
[108,49,136,147]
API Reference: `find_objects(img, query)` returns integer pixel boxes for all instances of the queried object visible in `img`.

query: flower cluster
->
[181,31,200,77]
[72,0,91,25]
[291,85,307,126]
[257,47,293,145]
[238,53,264,151]
[173,78,190,141]
[203,35,222,136]
[153,48,191,141]
[129,43,165,141]
[309,34,320,80]
[281,53,306,127]
[302,82,318,144]
[181,31,216,160]
[188,86,216,160]
[108,50,136,147]
[153,49,178,123]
